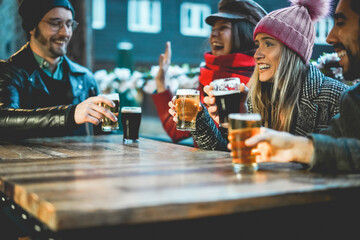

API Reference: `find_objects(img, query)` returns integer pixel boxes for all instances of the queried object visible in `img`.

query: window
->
[315,17,334,45]
[92,0,106,29]
[180,3,211,37]
[128,0,161,33]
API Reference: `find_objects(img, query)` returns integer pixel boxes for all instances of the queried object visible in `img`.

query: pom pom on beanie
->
[254,0,332,64]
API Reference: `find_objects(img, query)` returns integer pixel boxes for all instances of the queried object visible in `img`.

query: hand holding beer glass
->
[175,89,200,131]
[228,113,261,172]
[210,78,241,128]
[98,93,120,132]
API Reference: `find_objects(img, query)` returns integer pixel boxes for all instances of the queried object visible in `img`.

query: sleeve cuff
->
[65,104,78,129]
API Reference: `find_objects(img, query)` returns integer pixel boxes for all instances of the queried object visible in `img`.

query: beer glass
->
[210,78,241,128]
[228,113,261,172]
[175,89,200,131]
[121,106,142,144]
[99,93,120,132]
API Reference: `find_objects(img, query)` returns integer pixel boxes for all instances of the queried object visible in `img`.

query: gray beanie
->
[19,0,75,36]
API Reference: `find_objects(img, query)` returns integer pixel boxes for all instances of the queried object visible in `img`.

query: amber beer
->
[175,89,200,131]
[99,93,120,132]
[228,113,261,172]
[121,107,142,143]
[211,78,241,128]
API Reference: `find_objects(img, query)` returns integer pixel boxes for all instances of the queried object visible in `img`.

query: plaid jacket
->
[191,65,349,151]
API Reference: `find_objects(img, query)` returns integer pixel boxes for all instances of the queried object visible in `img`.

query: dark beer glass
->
[228,113,261,172]
[121,107,142,144]
[211,78,241,128]
[99,93,120,132]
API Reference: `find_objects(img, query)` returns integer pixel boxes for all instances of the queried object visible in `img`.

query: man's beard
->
[344,52,360,80]
[34,27,68,58]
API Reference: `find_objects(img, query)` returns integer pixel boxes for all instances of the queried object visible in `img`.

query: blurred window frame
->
[128,0,162,34]
[92,0,106,30]
[180,2,211,37]
[315,17,334,45]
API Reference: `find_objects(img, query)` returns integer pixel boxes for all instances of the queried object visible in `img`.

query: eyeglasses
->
[41,20,79,32]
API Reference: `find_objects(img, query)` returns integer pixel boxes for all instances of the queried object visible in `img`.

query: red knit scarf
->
[199,52,255,87]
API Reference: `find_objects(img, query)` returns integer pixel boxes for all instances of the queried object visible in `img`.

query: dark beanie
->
[19,0,75,34]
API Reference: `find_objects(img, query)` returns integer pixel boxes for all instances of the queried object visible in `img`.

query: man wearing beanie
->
[244,0,360,173]
[0,0,99,136]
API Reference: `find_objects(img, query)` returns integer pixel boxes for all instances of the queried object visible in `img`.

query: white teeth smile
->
[212,42,224,49]
[337,50,346,58]
[259,64,270,70]
[55,40,65,44]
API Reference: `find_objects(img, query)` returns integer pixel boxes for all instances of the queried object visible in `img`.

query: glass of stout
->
[121,106,142,144]
[210,78,241,128]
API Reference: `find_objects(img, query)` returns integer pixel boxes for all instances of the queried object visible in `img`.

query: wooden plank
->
[1,135,360,232]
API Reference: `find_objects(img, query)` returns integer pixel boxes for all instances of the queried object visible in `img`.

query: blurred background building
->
[0,0,340,143]
[92,0,338,71]
[0,0,339,70]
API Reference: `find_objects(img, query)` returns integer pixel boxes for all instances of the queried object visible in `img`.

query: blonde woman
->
[169,0,349,150]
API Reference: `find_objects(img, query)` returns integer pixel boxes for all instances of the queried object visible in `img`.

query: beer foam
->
[212,90,240,96]
[176,89,199,95]
[213,77,240,83]
[121,107,142,113]
[100,93,119,101]
[228,113,261,121]
[211,78,241,89]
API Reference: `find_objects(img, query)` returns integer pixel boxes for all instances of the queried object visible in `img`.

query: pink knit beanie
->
[253,0,332,64]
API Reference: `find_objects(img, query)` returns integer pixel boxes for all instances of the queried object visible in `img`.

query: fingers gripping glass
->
[41,20,79,32]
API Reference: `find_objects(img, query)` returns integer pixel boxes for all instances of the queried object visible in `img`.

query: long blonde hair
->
[248,46,307,132]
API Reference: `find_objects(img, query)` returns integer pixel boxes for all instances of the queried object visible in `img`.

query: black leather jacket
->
[0,105,77,139]
[0,61,79,139]
[0,43,99,137]
[1,42,99,109]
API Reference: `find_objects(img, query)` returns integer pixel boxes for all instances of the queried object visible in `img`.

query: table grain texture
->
[0,135,360,233]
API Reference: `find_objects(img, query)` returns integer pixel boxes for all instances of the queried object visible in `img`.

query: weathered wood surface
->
[0,135,360,232]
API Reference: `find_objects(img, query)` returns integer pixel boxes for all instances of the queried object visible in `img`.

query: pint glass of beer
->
[228,113,261,172]
[210,78,241,128]
[121,107,142,144]
[175,89,200,131]
[99,93,120,132]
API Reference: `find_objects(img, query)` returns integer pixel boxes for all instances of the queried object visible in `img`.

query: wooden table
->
[0,135,360,239]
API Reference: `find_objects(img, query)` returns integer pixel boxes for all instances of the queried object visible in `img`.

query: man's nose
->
[326,27,337,45]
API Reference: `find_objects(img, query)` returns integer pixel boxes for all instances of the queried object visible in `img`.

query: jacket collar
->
[302,64,324,101]
[294,65,327,135]
[63,55,88,75]
[8,42,39,73]
[8,42,87,76]
[8,42,88,97]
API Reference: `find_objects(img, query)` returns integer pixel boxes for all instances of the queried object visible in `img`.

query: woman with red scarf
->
[151,0,267,145]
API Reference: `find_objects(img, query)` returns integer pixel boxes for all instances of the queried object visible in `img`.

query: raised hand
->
[155,41,172,93]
